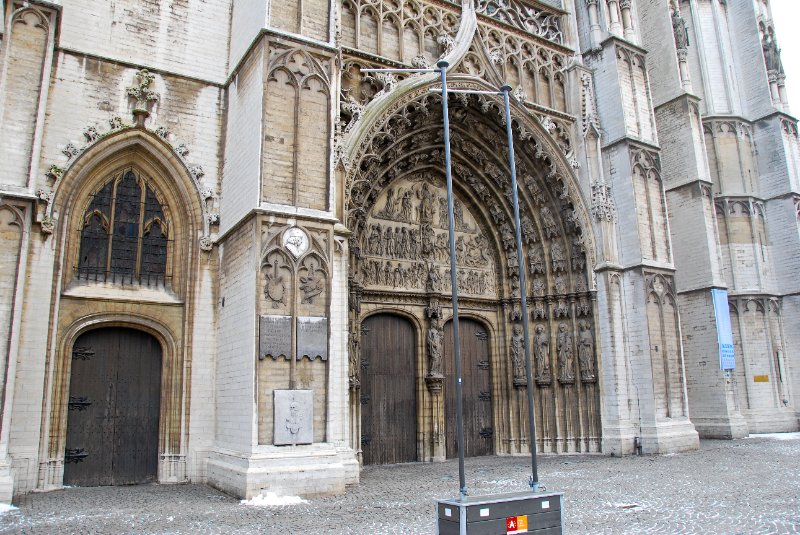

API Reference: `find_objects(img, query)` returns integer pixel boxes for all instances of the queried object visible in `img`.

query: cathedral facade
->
[0,0,797,501]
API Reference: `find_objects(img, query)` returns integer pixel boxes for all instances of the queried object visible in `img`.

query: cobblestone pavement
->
[2,435,799,534]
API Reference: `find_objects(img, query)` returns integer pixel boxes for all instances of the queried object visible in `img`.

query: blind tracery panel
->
[77,169,170,286]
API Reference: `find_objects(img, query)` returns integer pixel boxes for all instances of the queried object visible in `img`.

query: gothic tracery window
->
[77,169,169,285]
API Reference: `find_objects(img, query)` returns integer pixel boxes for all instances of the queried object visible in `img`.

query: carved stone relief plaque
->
[297,316,328,360]
[259,315,292,360]
[361,176,497,297]
[273,389,313,446]
[283,227,309,258]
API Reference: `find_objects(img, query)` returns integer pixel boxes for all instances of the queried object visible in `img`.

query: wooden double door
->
[359,314,493,465]
[444,318,493,459]
[65,327,162,486]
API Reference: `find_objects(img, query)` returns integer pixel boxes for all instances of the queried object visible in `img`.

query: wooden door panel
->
[444,318,493,459]
[65,328,161,487]
[360,314,417,465]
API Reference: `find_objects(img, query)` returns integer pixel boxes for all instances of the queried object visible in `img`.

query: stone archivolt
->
[346,86,601,453]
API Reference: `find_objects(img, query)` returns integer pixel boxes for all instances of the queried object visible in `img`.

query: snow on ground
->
[240,492,308,507]
[746,432,800,441]
[0,504,17,515]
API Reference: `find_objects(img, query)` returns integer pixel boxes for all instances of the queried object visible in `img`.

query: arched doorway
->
[359,313,417,465]
[64,327,162,486]
[444,318,493,458]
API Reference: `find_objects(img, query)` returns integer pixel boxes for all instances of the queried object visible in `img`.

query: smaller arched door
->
[359,314,417,465]
[444,318,493,458]
[65,327,162,486]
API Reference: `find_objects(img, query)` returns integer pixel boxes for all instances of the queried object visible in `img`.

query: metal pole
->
[439,60,467,500]
[501,85,539,491]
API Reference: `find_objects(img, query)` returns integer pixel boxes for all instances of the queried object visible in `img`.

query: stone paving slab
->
[1,436,799,534]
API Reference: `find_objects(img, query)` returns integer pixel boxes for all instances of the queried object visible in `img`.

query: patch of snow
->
[0,504,17,514]
[746,432,800,441]
[241,492,308,507]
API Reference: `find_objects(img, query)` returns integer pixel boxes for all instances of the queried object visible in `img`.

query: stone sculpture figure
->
[763,30,784,74]
[578,320,596,382]
[348,329,360,388]
[551,241,567,272]
[427,318,444,378]
[671,9,689,50]
[534,324,551,384]
[400,190,414,222]
[418,182,437,224]
[510,324,526,386]
[557,323,574,384]
[384,226,395,258]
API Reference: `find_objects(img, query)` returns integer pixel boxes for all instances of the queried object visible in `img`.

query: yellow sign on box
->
[754,375,769,382]
[506,515,528,534]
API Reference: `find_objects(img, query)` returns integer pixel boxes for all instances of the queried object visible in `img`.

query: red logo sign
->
[506,515,528,534]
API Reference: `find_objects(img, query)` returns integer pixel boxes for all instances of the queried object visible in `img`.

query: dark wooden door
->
[360,314,417,465]
[65,328,161,486]
[445,318,493,458]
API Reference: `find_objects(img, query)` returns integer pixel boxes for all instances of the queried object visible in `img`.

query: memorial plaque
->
[259,315,292,360]
[297,316,328,360]
[274,389,313,446]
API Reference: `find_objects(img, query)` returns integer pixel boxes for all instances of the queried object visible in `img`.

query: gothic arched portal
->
[347,88,602,458]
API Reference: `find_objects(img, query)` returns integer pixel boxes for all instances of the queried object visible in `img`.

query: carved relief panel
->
[360,175,499,298]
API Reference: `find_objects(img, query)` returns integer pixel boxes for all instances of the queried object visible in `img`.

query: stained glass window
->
[77,169,169,285]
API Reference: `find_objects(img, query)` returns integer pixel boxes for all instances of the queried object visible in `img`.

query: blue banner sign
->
[711,289,736,370]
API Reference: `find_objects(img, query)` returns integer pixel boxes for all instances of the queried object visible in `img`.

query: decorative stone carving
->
[127,69,159,122]
[299,257,325,304]
[557,323,574,384]
[551,241,567,272]
[671,8,689,50]
[263,252,289,308]
[534,324,551,385]
[273,390,313,446]
[349,328,361,389]
[284,227,310,258]
[578,320,596,382]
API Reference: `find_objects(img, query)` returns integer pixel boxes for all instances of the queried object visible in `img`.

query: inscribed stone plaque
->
[297,316,328,360]
[273,389,313,445]
[259,315,291,360]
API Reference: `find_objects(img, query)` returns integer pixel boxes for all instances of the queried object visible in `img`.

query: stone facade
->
[0,0,796,502]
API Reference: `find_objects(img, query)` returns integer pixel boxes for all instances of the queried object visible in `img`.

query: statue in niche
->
[671,8,689,50]
[427,317,444,378]
[500,222,515,250]
[534,324,551,384]
[521,215,538,244]
[532,300,547,320]
[763,29,784,74]
[557,323,574,384]
[384,226,395,258]
[349,329,360,388]
[541,206,559,238]
[554,274,568,295]
[551,241,567,272]
[418,182,437,224]
[578,320,596,382]
[555,298,569,318]
[572,240,586,272]
[263,257,287,309]
[400,190,414,222]
[577,295,591,316]
[299,259,325,304]
[532,277,546,297]
[436,233,448,263]
[507,249,519,277]
[510,324,526,386]
[528,245,544,275]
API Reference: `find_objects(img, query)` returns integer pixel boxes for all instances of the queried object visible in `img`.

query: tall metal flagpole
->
[438,60,468,500]
[501,85,539,490]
